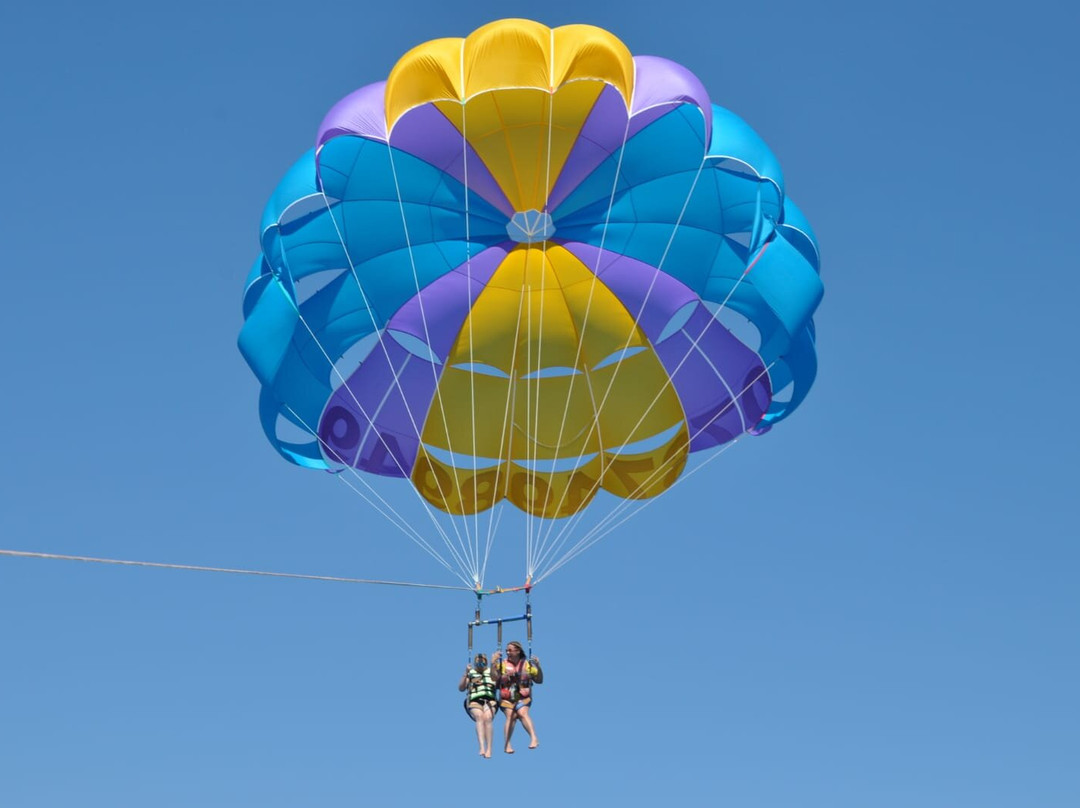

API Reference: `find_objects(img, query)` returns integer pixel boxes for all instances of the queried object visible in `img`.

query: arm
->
[530,657,543,684]
[459,666,471,692]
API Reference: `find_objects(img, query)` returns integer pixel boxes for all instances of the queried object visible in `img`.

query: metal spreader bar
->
[465,584,534,662]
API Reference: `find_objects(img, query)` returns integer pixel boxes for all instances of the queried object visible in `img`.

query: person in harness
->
[458,653,496,758]
[491,641,543,753]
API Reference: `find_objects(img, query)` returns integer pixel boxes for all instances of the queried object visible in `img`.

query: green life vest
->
[466,668,495,702]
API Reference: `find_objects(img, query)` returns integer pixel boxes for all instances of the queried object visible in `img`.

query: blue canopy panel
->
[241,135,508,467]
[314,134,508,317]
[706,104,784,195]
[553,102,821,429]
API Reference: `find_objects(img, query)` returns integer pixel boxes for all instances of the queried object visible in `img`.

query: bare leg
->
[516,705,539,749]
[480,705,494,757]
[502,706,517,753]
[469,705,488,756]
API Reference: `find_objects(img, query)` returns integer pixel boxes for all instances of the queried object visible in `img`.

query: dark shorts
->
[465,698,496,720]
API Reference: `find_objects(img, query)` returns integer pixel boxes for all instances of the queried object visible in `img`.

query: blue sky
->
[1,0,1077,805]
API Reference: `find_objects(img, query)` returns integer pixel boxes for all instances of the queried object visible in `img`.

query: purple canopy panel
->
[352,424,419,479]
[628,56,712,143]
[315,85,514,217]
[389,105,515,217]
[318,338,436,477]
[386,244,509,359]
[548,86,631,211]
[548,58,711,211]
[562,241,697,337]
[654,306,771,451]
[559,242,769,452]
[317,82,389,146]
[317,245,516,477]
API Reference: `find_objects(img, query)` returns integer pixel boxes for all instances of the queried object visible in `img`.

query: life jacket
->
[466,667,496,702]
[494,657,536,702]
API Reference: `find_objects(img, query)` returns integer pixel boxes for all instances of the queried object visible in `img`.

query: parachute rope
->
[530,154,709,575]
[281,301,476,584]
[536,439,745,581]
[524,113,633,580]
[0,549,473,591]
[281,231,461,557]
[531,133,778,579]
[316,191,480,584]
[534,362,775,582]
[538,363,773,579]
[384,144,482,583]
[532,272,770,578]
[461,90,482,577]
[241,21,823,592]
[538,445,735,580]
[480,295,526,586]
[277,126,770,590]
[526,75,559,584]
[333,465,472,585]
[526,280,541,583]
[278,401,463,576]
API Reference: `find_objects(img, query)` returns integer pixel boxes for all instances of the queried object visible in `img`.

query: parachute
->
[238,19,823,587]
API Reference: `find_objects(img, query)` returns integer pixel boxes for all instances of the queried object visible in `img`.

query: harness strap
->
[526,594,533,658]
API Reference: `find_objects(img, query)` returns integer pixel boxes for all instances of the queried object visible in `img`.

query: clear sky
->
[2,0,1077,805]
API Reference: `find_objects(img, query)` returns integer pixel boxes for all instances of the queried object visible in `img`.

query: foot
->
[529,739,539,749]
[505,746,515,754]
[483,751,492,759]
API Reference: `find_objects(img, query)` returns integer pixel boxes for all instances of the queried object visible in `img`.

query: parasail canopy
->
[239,19,823,585]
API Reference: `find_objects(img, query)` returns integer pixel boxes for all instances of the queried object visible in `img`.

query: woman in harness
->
[491,641,543,753]
[458,653,496,758]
